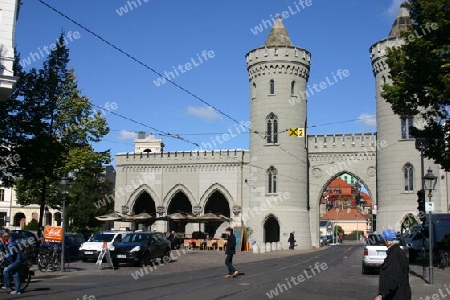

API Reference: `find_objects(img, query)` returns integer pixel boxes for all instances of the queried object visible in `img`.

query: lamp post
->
[423,167,438,284]
[58,177,71,272]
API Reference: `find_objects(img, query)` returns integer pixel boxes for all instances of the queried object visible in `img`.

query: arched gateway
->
[113,9,448,249]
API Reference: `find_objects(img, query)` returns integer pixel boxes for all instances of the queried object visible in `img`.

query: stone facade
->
[0,0,20,101]
[112,9,450,250]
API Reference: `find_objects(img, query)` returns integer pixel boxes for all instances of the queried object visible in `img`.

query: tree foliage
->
[381,0,450,171]
[1,34,111,231]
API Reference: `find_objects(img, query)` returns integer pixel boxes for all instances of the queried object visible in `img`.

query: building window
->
[269,79,275,94]
[0,189,4,201]
[401,117,414,139]
[290,81,295,95]
[266,113,278,143]
[45,212,52,226]
[404,163,414,191]
[267,166,277,193]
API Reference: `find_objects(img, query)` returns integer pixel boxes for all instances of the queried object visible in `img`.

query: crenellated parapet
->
[116,149,249,167]
[307,133,377,152]
[369,37,404,76]
[246,46,311,81]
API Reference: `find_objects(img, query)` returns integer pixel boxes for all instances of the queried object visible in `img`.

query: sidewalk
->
[409,262,450,299]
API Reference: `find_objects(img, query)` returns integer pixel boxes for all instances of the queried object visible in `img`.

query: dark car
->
[40,233,85,260]
[110,232,171,267]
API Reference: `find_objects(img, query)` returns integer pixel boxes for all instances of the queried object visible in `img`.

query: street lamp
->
[423,167,438,284]
[58,177,72,272]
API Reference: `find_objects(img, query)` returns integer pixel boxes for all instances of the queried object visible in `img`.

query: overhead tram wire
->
[37,0,240,126]
[37,0,307,163]
[90,103,199,147]
[38,1,378,163]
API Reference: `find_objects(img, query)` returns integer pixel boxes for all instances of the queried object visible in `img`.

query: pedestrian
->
[0,233,23,295]
[374,229,411,300]
[339,233,344,244]
[224,227,238,278]
[288,232,296,249]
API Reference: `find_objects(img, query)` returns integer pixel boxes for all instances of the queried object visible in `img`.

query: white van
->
[79,230,132,262]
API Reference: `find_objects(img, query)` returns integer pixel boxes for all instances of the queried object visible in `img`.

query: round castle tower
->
[245,16,312,249]
[370,4,438,231]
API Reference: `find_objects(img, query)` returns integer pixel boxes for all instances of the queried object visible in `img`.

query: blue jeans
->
[3,260,21,292]
[225,254,235,275]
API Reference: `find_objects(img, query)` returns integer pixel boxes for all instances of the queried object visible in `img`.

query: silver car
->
[362,233,408,274]
[362,233,387,274]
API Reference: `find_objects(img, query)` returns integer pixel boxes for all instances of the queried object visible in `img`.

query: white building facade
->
[0,0,20,101]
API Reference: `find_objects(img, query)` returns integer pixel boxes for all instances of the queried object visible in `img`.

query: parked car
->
[362,233,408,274]
[110,232,171,267]
[40,233,85,259]
[79,230,132,262]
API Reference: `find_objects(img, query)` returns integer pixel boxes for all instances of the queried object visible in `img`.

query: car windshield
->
[365,234,385,246]
[89,233,115,242]
[121,234,150,243]
[403,225,422,238]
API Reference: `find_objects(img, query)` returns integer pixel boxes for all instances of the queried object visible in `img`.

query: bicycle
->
[0,258,34,293]
[37,245,70,272]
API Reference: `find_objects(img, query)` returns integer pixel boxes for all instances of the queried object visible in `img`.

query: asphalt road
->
[3,244,449,299]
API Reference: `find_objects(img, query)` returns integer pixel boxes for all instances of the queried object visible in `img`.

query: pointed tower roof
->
[264,15,292,47]
[389,3,412,38]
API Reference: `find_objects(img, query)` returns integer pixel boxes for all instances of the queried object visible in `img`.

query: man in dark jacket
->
[375,229,411,300]
[224,227,238,278]
[0,233,23,294]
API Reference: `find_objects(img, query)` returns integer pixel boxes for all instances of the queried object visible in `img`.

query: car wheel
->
[141,252,152,267]
[362,264,368,275]
[160,248,171,264]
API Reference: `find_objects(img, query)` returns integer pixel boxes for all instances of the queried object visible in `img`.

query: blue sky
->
[14,0,404,165]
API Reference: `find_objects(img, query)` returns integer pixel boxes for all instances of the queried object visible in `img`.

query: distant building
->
[0,0,21,101]
[321,207,370,235]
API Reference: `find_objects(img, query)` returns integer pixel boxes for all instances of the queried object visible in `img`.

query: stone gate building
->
[114,5,450,249]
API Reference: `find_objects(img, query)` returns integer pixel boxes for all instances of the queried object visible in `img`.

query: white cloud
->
[187,106,221,121]
[358,113,377,128]
[118,130,137,140]
[386,0,404,17]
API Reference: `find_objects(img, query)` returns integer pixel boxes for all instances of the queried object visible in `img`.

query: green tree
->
[382,0,450,171]
[5,34,111,234]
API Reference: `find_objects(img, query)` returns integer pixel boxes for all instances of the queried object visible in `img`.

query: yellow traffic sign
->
[289,128,304,137]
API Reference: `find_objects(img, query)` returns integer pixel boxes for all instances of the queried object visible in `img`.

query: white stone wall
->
[246,46,311,249]
[114,150,250,232]
[371,37,445,232]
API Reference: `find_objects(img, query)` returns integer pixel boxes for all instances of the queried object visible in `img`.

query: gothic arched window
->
[401,117,414,139]
[267,166,277,193]
[269,79,275,94]
[266,113,278,144]
[404,163,414,191]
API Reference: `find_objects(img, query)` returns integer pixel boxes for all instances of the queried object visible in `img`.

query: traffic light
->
[417,189,426,222]
[372,214,377,232]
